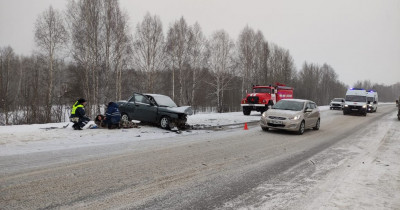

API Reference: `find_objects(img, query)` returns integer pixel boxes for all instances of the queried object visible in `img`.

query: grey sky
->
[1,0,399,86]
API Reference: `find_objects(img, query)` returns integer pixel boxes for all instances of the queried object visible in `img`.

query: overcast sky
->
[0,0,399,86]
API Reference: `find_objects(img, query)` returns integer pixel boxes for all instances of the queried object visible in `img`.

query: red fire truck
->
[241,83,294,115]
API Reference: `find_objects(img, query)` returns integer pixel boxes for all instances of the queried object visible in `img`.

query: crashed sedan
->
[117,93,193,129]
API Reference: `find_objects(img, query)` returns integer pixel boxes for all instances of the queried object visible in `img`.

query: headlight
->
[262,112,267,117]
[344,105,348,107]
[362,105,367,108]
[289,115,301,120]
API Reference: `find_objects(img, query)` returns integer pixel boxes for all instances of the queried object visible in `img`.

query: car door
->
[120,96,137,120]
[303,102,313,128]
[133,93,158,123]
[310,103,319,126]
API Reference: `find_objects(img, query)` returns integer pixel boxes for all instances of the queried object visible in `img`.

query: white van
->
[366,90,378,112]
[343,88,368,116]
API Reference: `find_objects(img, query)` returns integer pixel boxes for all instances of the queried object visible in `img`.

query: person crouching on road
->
[106,102,121,129]
[70,98,90,130]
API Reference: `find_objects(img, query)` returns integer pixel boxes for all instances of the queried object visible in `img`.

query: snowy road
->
[1,104,399,209]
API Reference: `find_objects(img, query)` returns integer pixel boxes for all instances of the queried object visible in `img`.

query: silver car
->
[260,99,320,135]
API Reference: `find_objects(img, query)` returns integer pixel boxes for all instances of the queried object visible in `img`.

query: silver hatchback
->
[260,99,320,135]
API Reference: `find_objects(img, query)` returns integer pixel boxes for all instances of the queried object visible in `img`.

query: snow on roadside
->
[0,107,332,156]
[0,111,260,156]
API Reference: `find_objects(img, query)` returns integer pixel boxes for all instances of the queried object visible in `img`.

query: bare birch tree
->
[132,13,165,93]
[237,26,256,96]
[34,5,68,122]
[208,30,236,112]
[189,22,208,106]
[166,17,193,104]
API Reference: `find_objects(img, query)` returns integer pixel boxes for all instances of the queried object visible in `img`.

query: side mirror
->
[305,108,313,113]
[367,101,371,104]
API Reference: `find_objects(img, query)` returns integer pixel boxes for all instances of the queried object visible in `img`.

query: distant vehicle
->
[343,88,368,116]
[117,93,193,129]
[241,83,294,115]
[330,98,345,110]
[366,90,378,112]
[397,98,400,120]
[260,99,320,135]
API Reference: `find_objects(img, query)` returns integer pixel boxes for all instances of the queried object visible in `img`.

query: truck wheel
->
[121,113,130,122]
[313,118,320,130]
[298,121,305,135]
[160,116,171,129]
[243,107,251,115]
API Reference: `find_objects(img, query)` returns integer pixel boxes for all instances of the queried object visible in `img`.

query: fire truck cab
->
[241,83,294,115]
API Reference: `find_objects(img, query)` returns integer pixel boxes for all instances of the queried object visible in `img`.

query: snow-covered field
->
[0,110,267,156]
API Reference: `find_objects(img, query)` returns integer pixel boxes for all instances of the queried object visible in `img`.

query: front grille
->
[331,104,341,107]
[269,116,286,120]
[348,105,361,109]
[247,96,259,104]
[267,123,285,127]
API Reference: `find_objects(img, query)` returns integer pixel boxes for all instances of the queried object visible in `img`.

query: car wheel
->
[298,121,305,135]
[121,113,130,122]
[313,118,320,130]
[160,116,170,129]
[363,111,367,116]
[262,127,269,131]
[243,107,251,115]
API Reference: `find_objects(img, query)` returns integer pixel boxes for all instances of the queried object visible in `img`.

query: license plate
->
[269,120,283,124]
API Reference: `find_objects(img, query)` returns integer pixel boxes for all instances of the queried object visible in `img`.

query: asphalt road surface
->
[0,104,397,209]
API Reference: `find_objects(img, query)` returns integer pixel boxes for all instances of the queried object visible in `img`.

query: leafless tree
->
[132,13,166,93]
[166,17,193,104]
[237,26,256,96]
[189,22,209,106]
[207,30,236,112]
[35,5,68,122]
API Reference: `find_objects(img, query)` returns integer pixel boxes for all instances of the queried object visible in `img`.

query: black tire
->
[243,107,251,115]
[160,116,171,129]
[313,118,320,130]
[363,111,367,116]
[121,113,130,122]
[262,127,269,131]
[298,121,305,135]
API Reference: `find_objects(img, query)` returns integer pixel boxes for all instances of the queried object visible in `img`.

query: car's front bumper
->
[343,106,366,113]
[330,103,343,109]
[260,117,301,131]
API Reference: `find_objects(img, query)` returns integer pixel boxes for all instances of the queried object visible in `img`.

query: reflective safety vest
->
[71,101,84,115]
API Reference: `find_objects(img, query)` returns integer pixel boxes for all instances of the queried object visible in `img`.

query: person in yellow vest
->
[70,98,90,130]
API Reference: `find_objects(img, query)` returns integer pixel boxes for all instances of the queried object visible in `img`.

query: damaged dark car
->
[117,93,193,129]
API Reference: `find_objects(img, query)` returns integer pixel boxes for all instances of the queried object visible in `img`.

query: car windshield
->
[151,95,177,107]
[346,95,366,102]
[332,98,342,102]
[272,100,304,111]
[253,88,271,94]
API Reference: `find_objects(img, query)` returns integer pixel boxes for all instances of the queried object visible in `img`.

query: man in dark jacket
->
[70,98,90,130]
[105,102,121,129]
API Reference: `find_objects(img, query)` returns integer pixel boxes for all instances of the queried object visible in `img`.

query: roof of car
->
[144,93,168,97]
[281,99,314,103]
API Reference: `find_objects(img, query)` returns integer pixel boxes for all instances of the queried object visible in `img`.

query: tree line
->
[1,0,399,125]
